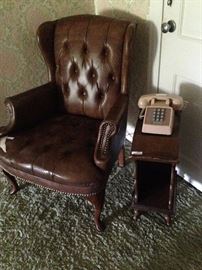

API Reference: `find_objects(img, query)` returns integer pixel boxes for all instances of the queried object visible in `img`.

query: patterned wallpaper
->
[0,0,150,129]
[0,0,95,124]
[95,0,149,19]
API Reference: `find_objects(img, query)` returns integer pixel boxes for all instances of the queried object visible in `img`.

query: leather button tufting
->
[108,73,116,82]
[63,40,69,50]
[81,90,88,99]
[96,91,105,103]
[81,43,89,67]
[70,61,79,80]
[100,45,111,63]
[82,43,88,54]
[103,47,108,56]
[78,85,88,99]
[87,66,98,86]
[102,45,109,56]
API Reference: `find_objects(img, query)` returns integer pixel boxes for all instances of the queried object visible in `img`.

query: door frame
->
[147,0,164,92]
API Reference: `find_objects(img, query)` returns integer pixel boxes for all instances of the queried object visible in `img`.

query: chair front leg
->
[118,145,125,167]
[3,170,19,195]
[86,190,105,232]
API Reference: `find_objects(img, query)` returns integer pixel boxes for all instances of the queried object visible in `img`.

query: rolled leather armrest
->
[0,82,60,137]
[94,94,128,170]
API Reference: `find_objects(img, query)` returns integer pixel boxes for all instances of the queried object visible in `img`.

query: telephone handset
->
[138,93,184,135]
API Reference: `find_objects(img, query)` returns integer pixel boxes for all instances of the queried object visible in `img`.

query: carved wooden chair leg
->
[86,190,105,232]
[118,145,125,167]
[3,170,19,195]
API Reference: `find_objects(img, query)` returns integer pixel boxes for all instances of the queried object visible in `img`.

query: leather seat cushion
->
[0,114,105,189]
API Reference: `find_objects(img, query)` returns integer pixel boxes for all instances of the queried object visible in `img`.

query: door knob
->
[161,20,176,33]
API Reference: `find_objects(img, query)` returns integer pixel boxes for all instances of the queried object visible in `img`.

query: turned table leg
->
[3,170,19,195]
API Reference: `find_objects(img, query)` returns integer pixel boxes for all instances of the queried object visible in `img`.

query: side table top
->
[131,113,180,164]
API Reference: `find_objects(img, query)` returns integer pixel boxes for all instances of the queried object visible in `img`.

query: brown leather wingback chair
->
[0,15,135,231]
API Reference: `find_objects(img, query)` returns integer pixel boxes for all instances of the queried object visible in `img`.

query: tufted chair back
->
[38,15,134,119]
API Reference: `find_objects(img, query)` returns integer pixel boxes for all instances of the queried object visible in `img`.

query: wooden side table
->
[131,113,180,225]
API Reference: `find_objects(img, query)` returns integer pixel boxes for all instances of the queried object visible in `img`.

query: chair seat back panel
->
[54,15,129,119]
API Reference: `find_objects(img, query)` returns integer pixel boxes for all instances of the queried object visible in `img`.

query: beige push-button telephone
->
[138,93,184,135]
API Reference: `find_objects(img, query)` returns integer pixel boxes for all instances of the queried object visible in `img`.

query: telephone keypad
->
[143,106,174,135]
[152,108,165,124]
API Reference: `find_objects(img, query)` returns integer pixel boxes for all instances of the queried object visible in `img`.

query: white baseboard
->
[177,166,202,192]
[126,124,134,142]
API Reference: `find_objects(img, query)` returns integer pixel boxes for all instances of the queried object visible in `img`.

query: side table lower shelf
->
[131,115,180,225]
[132,160,177,225]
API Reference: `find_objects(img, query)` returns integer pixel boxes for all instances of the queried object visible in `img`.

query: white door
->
[158,0,202,190]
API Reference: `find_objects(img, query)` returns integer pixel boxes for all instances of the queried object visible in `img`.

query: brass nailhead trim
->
[1,168,98,197]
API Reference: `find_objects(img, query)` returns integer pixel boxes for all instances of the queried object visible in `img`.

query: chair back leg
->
[118,145,125,167]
